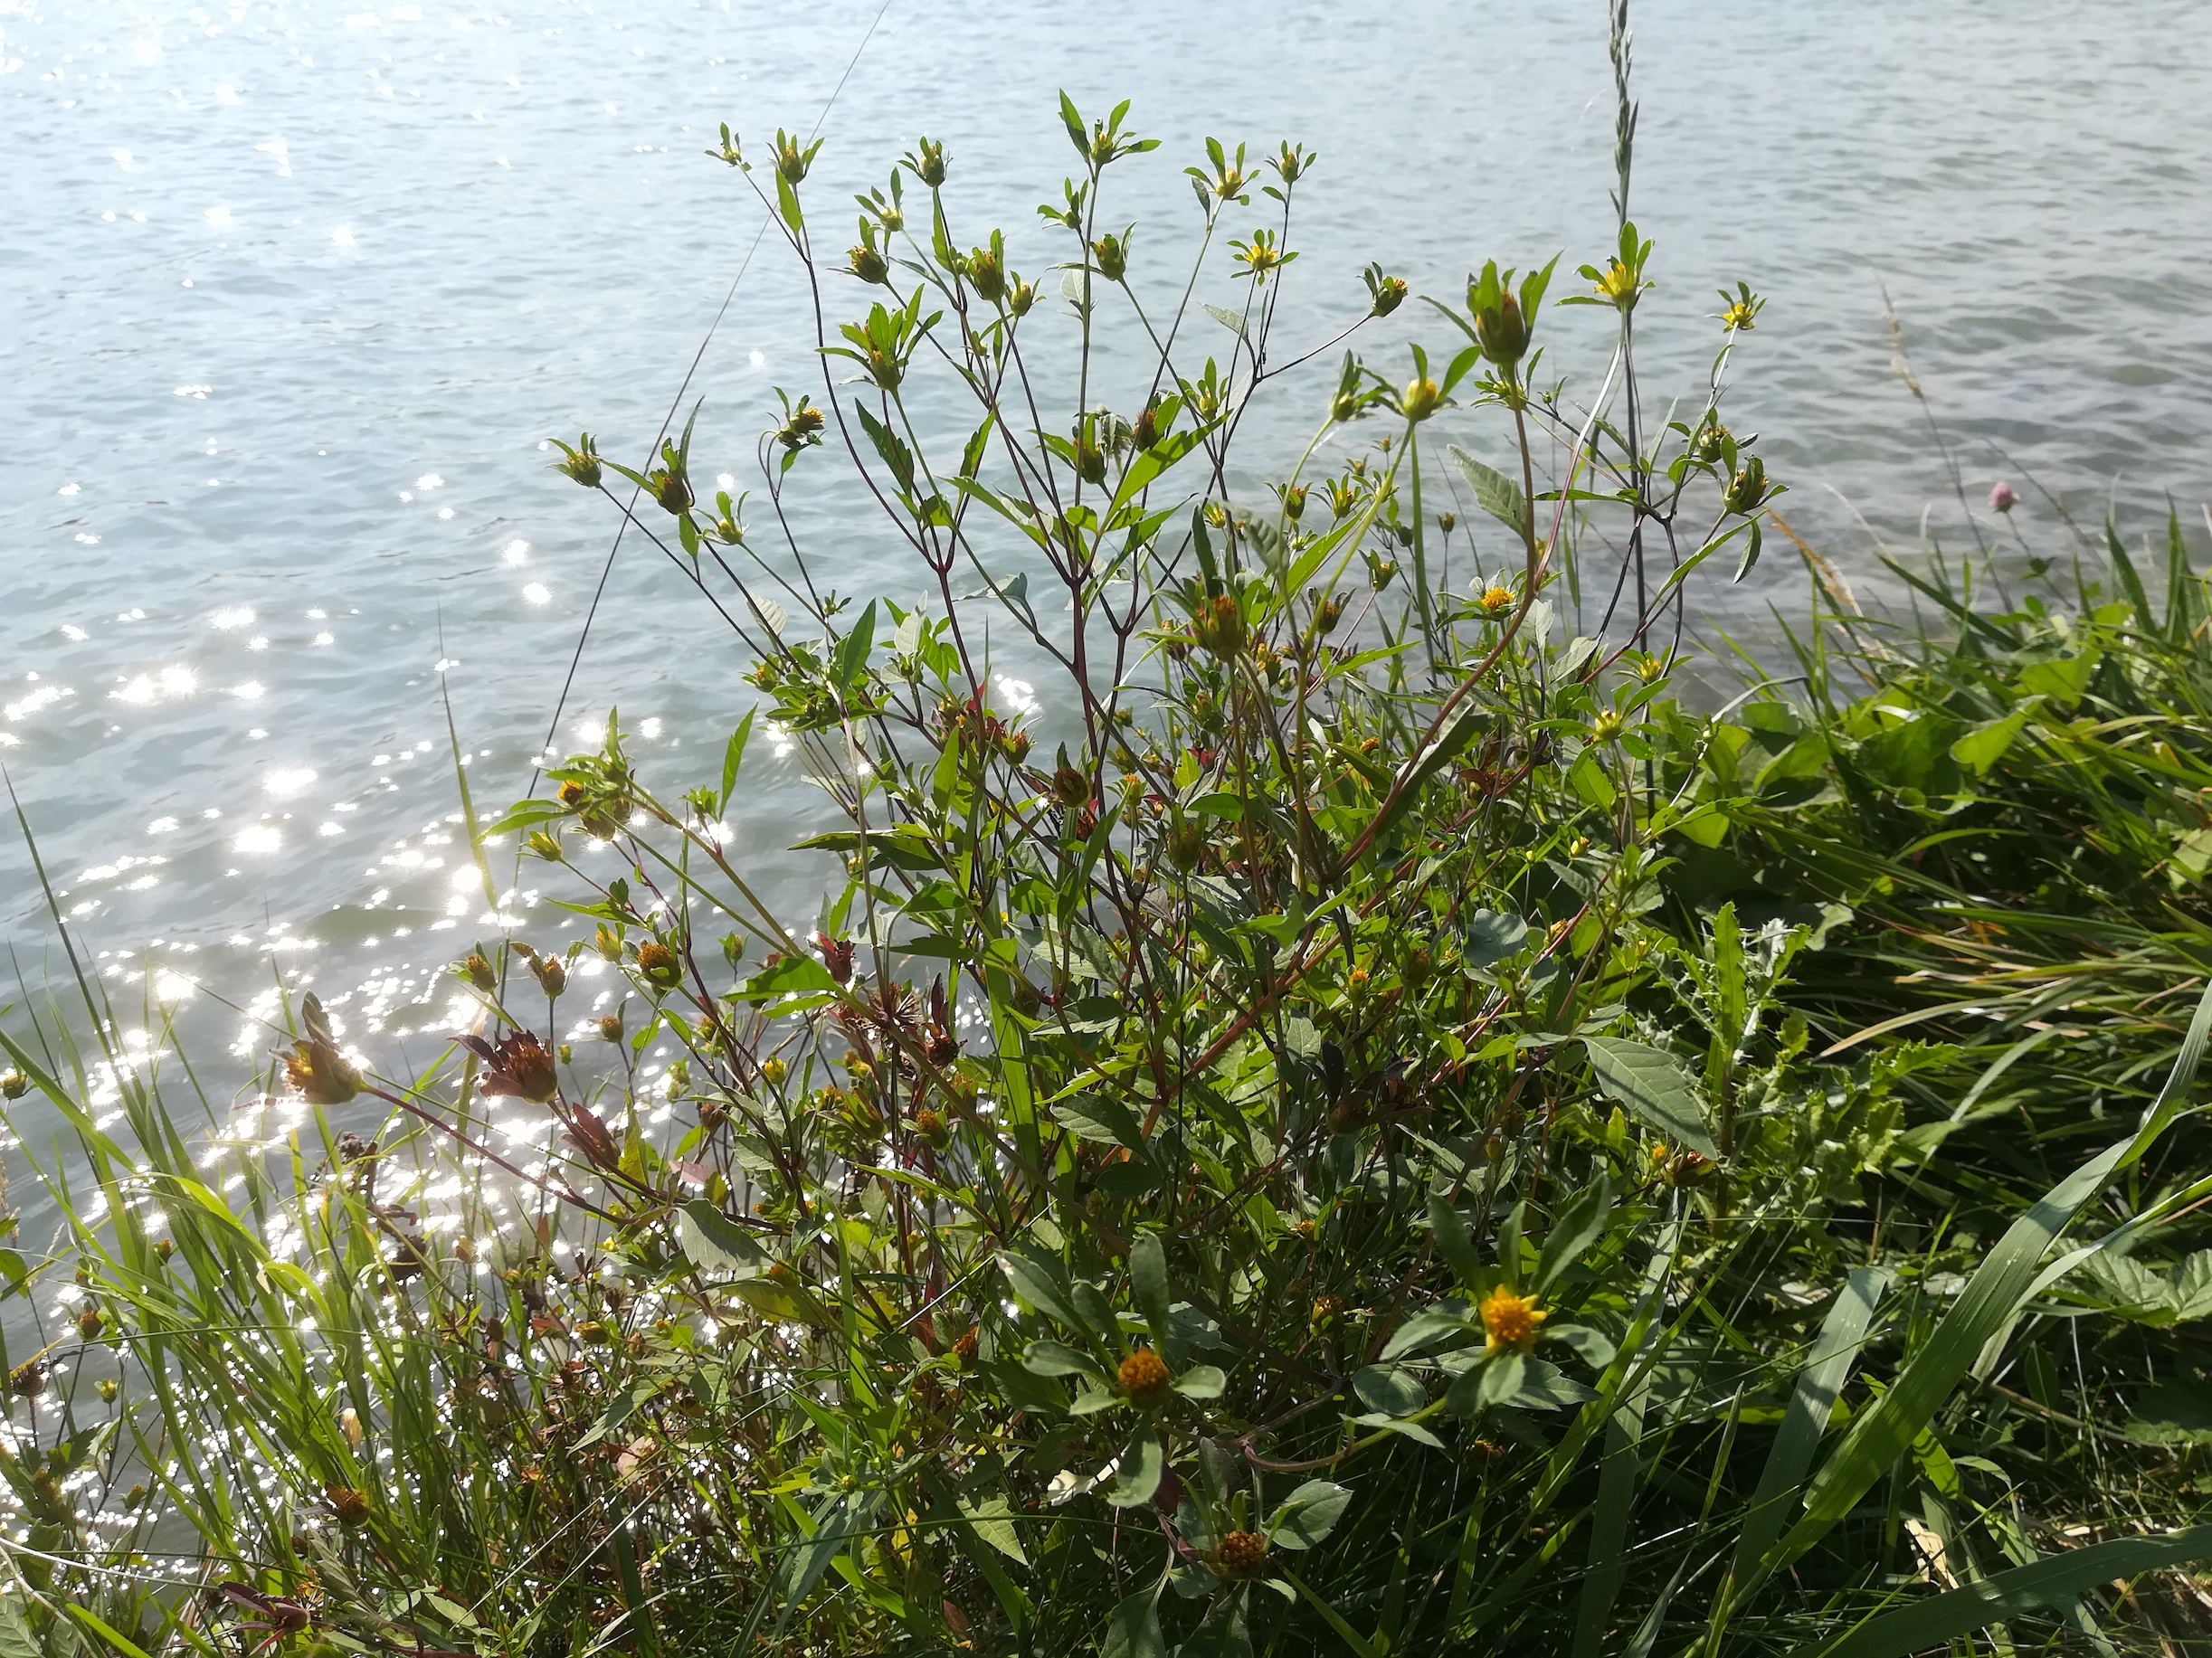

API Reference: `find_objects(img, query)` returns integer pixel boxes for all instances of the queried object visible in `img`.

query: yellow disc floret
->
[1479,1284,1546,1354]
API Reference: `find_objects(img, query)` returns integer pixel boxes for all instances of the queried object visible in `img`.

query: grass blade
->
[1785,1525,2212,1658]
[1772,976,2212,1575]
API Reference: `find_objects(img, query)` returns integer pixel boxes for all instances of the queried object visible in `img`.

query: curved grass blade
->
[1784,1524,2212,1658]
[1770,976,2212,1578]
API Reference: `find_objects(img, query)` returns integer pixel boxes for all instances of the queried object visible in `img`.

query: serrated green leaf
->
[1583,1037,1717,1159]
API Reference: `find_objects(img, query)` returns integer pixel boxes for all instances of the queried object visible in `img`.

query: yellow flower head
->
[1479,584,1514,616]
[1479,1284,1546,1354]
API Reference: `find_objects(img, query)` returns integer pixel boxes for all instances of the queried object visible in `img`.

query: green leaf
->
[831,600,878,695]
[1001,1249,1081,1330]
[2017,650,2098,706]
[718,710,755,812]
[1107,1431,1165,1507]
[854,403,916,494]
[774,168,804,235]
[1171,1364,1226,1399]
[1102,1588,1166,1658]
[1450,1353,1597,1414]
[1782,1525,2212,1658]
[1204,302,1248,339]
[0,1595,45,1658]
[1728,1265,1893,1593]
[1533,1172,1613,1293]
[737,953,840,1003]
[1021,1340,1105,1380]
[1772,975,2212,1578]
[1948,709,2030,776]
[1380,1303,1474,1361]
[1269,1480,1353,1550]
[1462,909,1529,968]
[1050,1095,1145,1151]
[1450,447,1528,534]
[726,1274,831,1329]
[955,1492,1028,1564]
[1353,1365,1428,1417]
[1583,1037,1717,1159]
[1567,747,1618,810]
[1130,1232,1175,1353]
[679,1200,768,1277]
[1428,1196,1485,1292]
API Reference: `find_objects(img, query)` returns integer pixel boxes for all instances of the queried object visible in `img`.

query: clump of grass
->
[6,55,2212,1658]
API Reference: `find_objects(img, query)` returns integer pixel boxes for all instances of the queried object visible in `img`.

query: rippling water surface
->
[4,0,2210,1194]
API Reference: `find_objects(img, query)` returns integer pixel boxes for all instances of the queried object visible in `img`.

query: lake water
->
[4,0,2211,1141]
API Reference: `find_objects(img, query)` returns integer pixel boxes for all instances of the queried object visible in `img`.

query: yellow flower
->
[1479,584,1514,616]
[1479,1284,1546,1354]
[1119,1347,1172,1407]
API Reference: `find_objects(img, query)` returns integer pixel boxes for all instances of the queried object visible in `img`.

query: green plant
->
[7,50,2212,1658]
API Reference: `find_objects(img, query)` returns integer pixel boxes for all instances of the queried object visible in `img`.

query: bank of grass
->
[6,73,2212,1658]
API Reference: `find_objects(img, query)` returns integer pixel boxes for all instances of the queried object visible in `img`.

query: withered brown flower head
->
[283,994,362,1106]
[460,1031,559,1104]
[1212,1530,1269,1579]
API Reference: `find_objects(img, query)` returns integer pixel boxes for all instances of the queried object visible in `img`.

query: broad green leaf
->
[1567,746,1618,810]
[1380,1303,1473,1361]
[1949,710,2029,776]
[1450,446,1528,534]
[1172,1364,1226,1399]
[955,1492,1028,1564]
[1353,1365,1428,1417]
[1449,1353,1596,1414]
[737,953,840,1002]
[1051,1095,1145,1151]
[1107,1431,1165,1507]
[1583,1037,1717,1159]
[1462,909,1529,968]
[1102,1588,1166,1658]
[1269,1479,1352,1550]
[1021,1340,1105,1380]
[726,1274,831,1329]
[679,1200,768,1277]
[831,601,878,695]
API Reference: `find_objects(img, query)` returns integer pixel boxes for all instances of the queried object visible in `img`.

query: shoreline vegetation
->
[5,24,2212,1658]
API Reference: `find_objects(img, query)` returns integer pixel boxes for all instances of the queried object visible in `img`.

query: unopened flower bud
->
[967,243,1007,304]
[530,952,567,999]
[1092,232,1127,283]
[0,1069,26,1101]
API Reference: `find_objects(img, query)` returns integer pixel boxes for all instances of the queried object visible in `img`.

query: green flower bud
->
[1092,232,1128,283]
